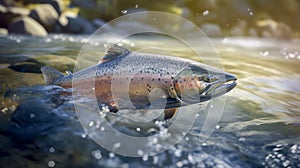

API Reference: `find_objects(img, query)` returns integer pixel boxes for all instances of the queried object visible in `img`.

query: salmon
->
[41,44,237,119]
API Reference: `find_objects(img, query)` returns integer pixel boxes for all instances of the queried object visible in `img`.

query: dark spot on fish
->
[141,77,144,80]
[152,78,155,81]
[158,78,161,81]
[165,81,168,83]
[131,79,134,81]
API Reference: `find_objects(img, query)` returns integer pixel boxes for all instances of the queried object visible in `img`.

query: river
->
[0,34,299,167]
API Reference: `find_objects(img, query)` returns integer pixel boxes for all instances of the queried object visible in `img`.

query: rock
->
[200,23,223,37]
[0,5,30,28]
[9,62,42,73]
[8,16,47,36]
[33,55,75,72]
[58,13,95,34]
[0,28,8,35]
[23,0,64,14]
[29,4,59,32]
[257,19,293,39]
[0,68,44,96]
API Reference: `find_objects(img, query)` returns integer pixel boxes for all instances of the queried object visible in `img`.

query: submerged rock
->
[9,62,42,73]
[29,4,59,32]
[33,55,75,72]
[8,16,47,36]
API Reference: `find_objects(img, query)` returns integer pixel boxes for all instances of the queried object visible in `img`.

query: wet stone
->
[29,4,59,32]
[9,62,42,73]
[8,16,47,36]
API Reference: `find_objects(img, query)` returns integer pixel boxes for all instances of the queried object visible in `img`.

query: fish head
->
[173,64,237,104]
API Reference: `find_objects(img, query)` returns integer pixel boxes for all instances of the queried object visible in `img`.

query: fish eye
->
[199,75,216,83]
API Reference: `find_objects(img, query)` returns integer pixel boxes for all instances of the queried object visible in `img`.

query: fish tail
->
[41,66,64,85]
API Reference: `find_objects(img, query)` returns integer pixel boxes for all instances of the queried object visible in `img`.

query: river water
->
[0,34,299,167]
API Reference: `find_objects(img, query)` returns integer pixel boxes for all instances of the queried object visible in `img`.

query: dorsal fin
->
[99,43,130,63]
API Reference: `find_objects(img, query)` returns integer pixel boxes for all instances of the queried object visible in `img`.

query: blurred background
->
[1,0,300,39]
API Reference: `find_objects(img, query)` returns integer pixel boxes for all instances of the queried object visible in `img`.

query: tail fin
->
[41,66,64,85]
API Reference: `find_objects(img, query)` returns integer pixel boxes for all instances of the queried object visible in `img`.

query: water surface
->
[0,35,299,167]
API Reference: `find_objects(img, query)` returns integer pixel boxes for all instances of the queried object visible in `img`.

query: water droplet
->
[175,149,182,157]
[222,38,228,44]
[238,137,246,142]
[92,150,102,159]
[81,132,88,138]
[153,156,159,164]
[45,38,52,43]
[202,10,209,16]
[135,4,139,8]
[109,152,115,158]
[89,121,95,127]
[152,137,158,144]
[48,160,55,167]
[136,127,141,132]
[142,155,148,161]
[216,125,220,129]
[137,149,144,156]
[288,52,296,58]
[188,154,195,164]
[49,147,55,153]
[30,113,35,118]
[100,127,105,131]
[121,10,127,14]
[113,142,121,151]
[247,8,254,16]
[259,51,269,57]
[176,161,183,167]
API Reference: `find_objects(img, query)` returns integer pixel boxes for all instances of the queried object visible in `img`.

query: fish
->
[41,44,237,120]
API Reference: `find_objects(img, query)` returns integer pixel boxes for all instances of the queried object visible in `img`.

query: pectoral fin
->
[164,108,178,120]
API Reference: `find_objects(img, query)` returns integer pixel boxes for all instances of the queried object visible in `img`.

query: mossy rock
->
[33,55,75,72]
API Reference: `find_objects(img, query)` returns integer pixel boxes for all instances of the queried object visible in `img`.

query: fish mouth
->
[175,74,237,105]
[201,75,237,101]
